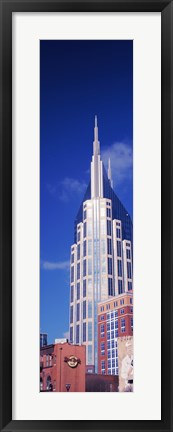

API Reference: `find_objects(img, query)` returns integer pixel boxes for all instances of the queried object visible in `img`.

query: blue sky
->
[40,40,133,344]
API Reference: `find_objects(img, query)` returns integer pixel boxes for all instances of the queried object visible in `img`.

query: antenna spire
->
[93,115,100,155]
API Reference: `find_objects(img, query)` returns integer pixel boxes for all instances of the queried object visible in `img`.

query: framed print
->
[0,0,173,431]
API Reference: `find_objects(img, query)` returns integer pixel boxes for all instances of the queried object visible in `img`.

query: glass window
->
[71,266,74,283]
[117,241,122,257]
[83,279,86,297]
[101,360,105,371]
[83,301,86,319]
[77,244,80,260]
[108,278,113,295]
[127,262,132,279]
[76,303,80,321]
[70,285,74,303]
[131,317,133,330]
[100,315,104,321]
[88,258,92,275]
[88,322,92,341]
[108,257,112,275]
[88,278,92,296]
[77,283,80,300]
[77,231,80,242]
[88,300,92,318]
[126,249,131,259]
[70,327,73,343]
[106,207,111,218]
[83,210,87,220]
[83,259,86,277]
[107,322,110,331]
[130,297,133,304]
[70,306,73,323]
[118,260,122,277]
[121,318,126,333]
[77,263,80,280]
[76,325,79,343]
[116,228,121,238]
[83,323,86,342]
[83,240,86,257]
[120,309,124,314]
[128,281,133,291]
[107,220,111,236]
[107,238,112,255]
[101,342,105,355]
[118,279,123,294]
[84,222,86,238]
[120,299,124,305]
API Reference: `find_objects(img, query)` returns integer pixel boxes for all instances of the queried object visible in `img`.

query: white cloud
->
[102,142,133,186]
[41,260,70,270]
[47,177,87,202]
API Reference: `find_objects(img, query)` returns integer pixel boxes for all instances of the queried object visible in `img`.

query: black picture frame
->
[0,0,173,431]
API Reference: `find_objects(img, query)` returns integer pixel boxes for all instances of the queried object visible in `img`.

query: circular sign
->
[67,356,78,368]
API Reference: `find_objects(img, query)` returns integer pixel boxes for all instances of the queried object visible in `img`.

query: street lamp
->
[66,383,71,392]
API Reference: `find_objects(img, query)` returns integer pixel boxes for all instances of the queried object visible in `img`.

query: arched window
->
[46,375,52,391]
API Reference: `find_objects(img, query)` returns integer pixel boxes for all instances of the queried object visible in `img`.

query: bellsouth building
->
[69,117,133,372]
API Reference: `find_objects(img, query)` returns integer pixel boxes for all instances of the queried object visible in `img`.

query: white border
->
[12,12,161,420]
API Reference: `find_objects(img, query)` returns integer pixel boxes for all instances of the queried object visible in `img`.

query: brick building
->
[97,292,133,375]
[40,341,86,392]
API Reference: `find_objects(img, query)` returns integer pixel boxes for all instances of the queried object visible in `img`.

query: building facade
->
[40,333,48,348]
[40,341,86,392]
[97,292,133,375]
[69,118,133,371]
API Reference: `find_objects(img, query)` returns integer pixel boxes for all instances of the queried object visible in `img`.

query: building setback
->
[97,292,133,375]
[69,117,133,372]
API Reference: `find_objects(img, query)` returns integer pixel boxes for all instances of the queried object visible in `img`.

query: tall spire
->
[93,115,100,155]
[108,158,113,188]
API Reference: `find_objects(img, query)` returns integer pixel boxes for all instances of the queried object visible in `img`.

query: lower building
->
[97,292,133,375]
[40,341,86,392]
[86,373,118,392]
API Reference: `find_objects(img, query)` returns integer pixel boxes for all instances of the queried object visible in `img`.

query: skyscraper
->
[69,117,133,372]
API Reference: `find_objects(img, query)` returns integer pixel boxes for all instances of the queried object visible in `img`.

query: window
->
[114,301,118,307]
[130,297,133,304]
[71,266,74,283]
[83,279,86,297]
[107,220,111,236]
[70,327,73,343]
[88,258,92,275]
[107,322,110,331]
[76,303,80,321]
[107,341,111,350]
[115,320,118,329]
[108,257,112,275]
[76,325,79,343]
[130,307,133,313]
[88,322,92,341]
[116,228,121,238]
[71,253,74,264]
[70,306,73,323]
[120,299,124,305]
[126,249,131,259]
[100,306,104,312]
[83,323,86,342]
[108,278,113,295]
[100,323,105,337]
[77,231,80,242]
[107,238,112,255]
[101,360,105,374]
[83,301,86,319]
[106,208,111,218]
[46,375,52,390]
[88,345,92,364]
[83,210,86,220]
[70,286,74,303]
[118,260,122,277]
[128,281,133,291]
[77,263,80,280]
[116,221,120,226]
[120,308,124,314]
[106,304,110,310]
[121,318,126,333]
[127,262,132,279]
[117,241,122,257]
[126,242,130,247]
[131,317,133,331]
[101,342,105,355]
[88,300,92,318]
[83,259,86,277]
[100,315,104,321]
[83,240,86,257]
[46,355,49,367]
[84,222,86,238]
[77,283,80,300]
[77,244,80,260]
[88,278,92,296]
[118,279,123,294]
